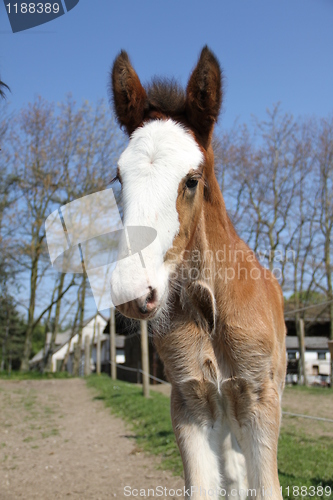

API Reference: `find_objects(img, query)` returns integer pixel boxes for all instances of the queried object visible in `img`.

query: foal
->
[110,47,286,499]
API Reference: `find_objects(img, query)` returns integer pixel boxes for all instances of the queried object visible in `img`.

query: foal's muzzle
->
[115,287,159,320]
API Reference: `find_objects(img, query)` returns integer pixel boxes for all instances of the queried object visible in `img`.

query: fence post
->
[140,320,150,398]
[110,307,116,380]
[96,322,101,375]
[84,335,90,376]
[72,342,78,376]
[298,318,307,386]
[328,341,333,389]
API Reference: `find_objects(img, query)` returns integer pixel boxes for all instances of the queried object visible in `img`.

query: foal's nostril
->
[137,287,157,315]
[146,287,155,304]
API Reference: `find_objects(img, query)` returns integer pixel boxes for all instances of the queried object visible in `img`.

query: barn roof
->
[286,336,329,350]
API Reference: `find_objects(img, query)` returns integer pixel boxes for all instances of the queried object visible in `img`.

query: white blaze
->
[111,118,203,306]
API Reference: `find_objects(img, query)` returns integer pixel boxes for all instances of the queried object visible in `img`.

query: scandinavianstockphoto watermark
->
[173,247,296,266]
[168,246,295,283]
[170,262,285,284]
[45,188,296,312]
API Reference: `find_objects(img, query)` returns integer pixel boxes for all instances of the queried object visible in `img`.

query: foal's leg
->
[223,378,282,500]
[171,384,222,500]
[220,418,248,499]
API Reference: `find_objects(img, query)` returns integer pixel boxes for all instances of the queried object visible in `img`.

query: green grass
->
[278,429,333,498]
[0,371,73,380]
[23,436,34,443]
[41,428,59,439]
[279,386,333,498]
[284,385,333,397]
[87,375,333,500]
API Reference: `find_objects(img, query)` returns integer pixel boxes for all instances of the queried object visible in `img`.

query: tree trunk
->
[325,240,333,341]
[41,285,57,371]
[60,285,81,373]
[44,273,65,372]
[73,274,86,376]
[20,255,39,371]
[0,314,9,371]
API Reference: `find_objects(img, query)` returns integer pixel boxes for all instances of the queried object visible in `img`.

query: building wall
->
[305,351,331,377]
[287,349,331,384]
[51,316,107,373]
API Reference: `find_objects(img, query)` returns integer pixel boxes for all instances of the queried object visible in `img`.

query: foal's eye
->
[185,178,199,190]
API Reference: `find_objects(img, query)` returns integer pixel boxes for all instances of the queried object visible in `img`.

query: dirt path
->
[1,380,331,499]
[0,379,183,500]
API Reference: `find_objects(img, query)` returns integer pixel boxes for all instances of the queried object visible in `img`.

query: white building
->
[53,313,108,373]
[29,312,116,373]
[286,336,331,385]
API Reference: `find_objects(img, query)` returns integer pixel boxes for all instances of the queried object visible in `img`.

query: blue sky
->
[1,0,332,317]
[1,0,333,129]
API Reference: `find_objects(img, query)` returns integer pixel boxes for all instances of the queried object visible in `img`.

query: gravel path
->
[0,379,184,500]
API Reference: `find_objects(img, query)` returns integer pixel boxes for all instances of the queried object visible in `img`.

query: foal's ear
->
[186,46,222,148]
[111,51,148,135]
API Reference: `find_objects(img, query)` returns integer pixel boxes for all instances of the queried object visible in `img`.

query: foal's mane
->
[145,78,220,159]
[145,78,186,117]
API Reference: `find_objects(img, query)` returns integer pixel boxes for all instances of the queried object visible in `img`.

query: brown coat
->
[111,46,286,499]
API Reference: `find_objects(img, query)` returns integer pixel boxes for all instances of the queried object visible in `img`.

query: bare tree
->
[313,116,333,339]
[53,98,124,375]
[0,102,22,371]
[0,78,10,100]
[217,109,333,384]
[4,96,125,371]
[285,119,318,384]
[9,98,64,370]
[219,105,299,277]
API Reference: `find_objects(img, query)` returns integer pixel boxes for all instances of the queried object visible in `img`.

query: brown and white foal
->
[110,47,286,499]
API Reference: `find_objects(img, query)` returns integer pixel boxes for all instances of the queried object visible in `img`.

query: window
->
[318,352,326,360]
[288,352,296,360]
